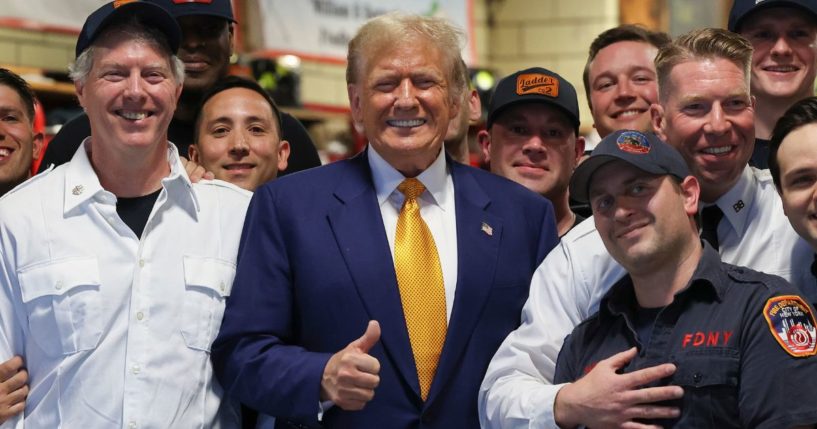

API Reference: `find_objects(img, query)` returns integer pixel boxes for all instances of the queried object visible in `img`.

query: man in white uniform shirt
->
[0,2,249,427]
[480,27,813,429]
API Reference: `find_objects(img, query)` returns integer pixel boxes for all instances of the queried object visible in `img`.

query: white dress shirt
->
[368,145,458,319]
[479,165,813,428]
[0,140,251,428]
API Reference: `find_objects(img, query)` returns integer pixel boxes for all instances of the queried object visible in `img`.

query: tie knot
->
[398,178,426,200]
[701,205,724,225]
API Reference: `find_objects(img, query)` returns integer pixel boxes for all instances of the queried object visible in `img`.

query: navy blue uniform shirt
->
[554,243,817,428]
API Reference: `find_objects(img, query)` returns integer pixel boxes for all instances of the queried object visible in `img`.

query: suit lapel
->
[427,162,502,405]
[326,152,418,395]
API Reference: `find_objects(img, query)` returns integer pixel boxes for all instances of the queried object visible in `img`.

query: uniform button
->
[128,421,137,429]
[55,280,63,290]
[136,311,144,321]
[692,372,702,383]
[138,259,145,268]
[131,364,141,375]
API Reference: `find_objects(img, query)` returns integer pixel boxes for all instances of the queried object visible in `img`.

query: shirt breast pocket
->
[17,257,102,357]
[181,256,235,351]
[672,353,740,427]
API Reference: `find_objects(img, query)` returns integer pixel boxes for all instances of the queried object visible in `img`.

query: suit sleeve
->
[478,223,626,429]
[211,185,330,424]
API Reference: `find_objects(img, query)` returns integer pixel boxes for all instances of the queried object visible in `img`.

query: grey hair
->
[69,18,185,86]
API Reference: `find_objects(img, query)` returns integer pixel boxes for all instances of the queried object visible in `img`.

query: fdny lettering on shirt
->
[682,331,733,348]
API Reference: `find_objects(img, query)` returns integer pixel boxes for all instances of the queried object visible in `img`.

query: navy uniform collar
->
[602,242,727,320]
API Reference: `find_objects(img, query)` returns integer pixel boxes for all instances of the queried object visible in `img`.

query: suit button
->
[693,372,703,384]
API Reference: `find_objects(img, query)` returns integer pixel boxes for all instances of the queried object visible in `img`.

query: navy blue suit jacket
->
[212,151,558,428]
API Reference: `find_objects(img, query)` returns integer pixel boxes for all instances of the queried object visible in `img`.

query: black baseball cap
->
[486,67,580,133]
[76,0,182,58]
[728,0,817,32]
[147,0,236,22]
[570,130,690,203]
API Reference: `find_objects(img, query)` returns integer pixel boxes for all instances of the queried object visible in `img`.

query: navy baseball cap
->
[76,0,181,58]
[728,0,817,32]
[147,0,236,22]
[486,67,580,133]
[570,130,690,203]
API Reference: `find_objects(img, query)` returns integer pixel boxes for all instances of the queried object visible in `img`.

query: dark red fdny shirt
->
[554,244,817,428]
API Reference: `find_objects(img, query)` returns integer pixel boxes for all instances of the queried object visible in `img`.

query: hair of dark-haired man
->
[769,96,817,191]
[0,68,37,124]
[193,75,283,143]
[582,24,671,111]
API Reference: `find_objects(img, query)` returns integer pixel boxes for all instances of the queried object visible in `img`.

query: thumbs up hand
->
[320,321,381,410]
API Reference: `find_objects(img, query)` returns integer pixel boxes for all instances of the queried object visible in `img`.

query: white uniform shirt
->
[0,140,251,428]
[479,166,813,428]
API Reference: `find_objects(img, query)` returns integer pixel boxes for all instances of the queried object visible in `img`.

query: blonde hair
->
[655,28,753,101]
[346,12,466,103]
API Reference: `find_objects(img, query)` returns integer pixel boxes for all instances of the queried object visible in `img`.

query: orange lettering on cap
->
[113,0,139,8]
[516,73,559,97]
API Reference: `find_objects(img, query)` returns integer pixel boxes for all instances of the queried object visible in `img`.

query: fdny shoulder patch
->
[763,295,817,357]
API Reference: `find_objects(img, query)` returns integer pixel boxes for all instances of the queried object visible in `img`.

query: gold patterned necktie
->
[394,178,447,401]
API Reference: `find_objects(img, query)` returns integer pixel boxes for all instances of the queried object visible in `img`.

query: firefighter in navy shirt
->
[553,129,817,428]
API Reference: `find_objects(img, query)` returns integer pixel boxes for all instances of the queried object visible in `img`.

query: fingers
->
[0,357,23,382]
[2,382,27,407]
[602,347,638,370]
[321,323,382,410]
[0,370,27,395]
[624,363,678,389]
[351,321,381,354]
[624,403,681,422]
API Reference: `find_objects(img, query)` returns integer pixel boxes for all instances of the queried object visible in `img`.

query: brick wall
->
[480,0,619,134]
[0,28,75,71]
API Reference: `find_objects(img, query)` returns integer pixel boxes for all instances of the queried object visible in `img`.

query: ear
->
[348,84,364,125]
[650,103,667,140]
[477,129,491,164]
[467,89,481,124]
[188,144,200,163]
[574,135,586,164]
[277,140,291,171]
[75,80,86,110]
[31,132,44,160]
[448,89,461,121]
[680,175,701,217]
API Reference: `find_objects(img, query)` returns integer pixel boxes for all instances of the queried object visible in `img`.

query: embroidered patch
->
[113,0,138,7]
[764,295,817,357]
[515,73,558,97]
[615,131,650,154]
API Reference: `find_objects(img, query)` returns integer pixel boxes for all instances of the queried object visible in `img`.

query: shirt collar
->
[703,165,755,236]
[367,144,450,209]
[63,138,200,217]
[602,242,726,320]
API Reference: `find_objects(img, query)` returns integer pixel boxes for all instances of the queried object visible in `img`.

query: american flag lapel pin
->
[481,222,493,236]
